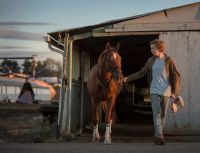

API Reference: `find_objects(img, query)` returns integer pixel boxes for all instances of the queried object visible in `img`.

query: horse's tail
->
[101,101,118,123]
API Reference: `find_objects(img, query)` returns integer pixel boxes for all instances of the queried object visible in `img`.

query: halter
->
[97,49,122,88]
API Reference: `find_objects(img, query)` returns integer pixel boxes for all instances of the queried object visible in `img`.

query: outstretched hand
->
[123,77,128,83]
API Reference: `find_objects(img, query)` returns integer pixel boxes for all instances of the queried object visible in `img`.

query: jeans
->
[150,94,170,138]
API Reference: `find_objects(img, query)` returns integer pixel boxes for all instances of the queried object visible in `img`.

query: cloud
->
[0,50,62,62]
[0,51,47,56]
[0,21,54,26]
[0,29,44,41]
[0,46,29,50]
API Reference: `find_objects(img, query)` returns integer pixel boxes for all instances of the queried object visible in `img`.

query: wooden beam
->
[108,22,200,32]
[73,32,92,40]
[92,31,160,37]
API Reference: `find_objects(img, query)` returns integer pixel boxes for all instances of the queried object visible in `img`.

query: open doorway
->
[116,34,159,127]
[77,34,158,127]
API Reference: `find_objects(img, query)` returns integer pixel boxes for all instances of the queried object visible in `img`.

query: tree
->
[22,59,32,75]
[0,59,20,73]
[35,58,62,78]
[21,58,62,78]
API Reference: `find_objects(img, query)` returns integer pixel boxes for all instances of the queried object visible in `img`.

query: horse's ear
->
[115,42,120,52]
[106,42,111,50]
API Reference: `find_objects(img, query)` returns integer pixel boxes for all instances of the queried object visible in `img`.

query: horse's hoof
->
[93,139,100,143]
[93,136,100,143]
[104,138,111,145]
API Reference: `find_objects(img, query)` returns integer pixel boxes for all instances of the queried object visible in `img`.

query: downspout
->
[44,35,66,135]
[46,35,64,55]
[48,43,64,55]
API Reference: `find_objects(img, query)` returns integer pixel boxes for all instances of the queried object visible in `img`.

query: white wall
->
[113,3,200,31]
[0,85,21,102]
[188,32,200,133]
[160,31,200,135]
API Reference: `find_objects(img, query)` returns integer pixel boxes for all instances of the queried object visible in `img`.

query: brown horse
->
[87,42,123,144]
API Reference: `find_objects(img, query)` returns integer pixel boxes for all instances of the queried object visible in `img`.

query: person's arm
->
[125,57,153,83]
[169,58,181,97]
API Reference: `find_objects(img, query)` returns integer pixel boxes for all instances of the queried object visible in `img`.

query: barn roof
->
[48,2,200,38]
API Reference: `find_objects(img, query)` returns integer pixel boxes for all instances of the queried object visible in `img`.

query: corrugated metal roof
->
[48,2,200,38]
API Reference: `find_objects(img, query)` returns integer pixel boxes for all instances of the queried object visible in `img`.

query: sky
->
[0,0,199,64]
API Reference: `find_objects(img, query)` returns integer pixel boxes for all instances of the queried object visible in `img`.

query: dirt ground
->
[0,103,154,143]
[1,103,199,144]
[0,103,56,143]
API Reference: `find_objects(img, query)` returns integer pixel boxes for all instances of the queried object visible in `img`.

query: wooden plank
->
[109,22,200,32]
[92,31,160,37]
[73,32,92,40]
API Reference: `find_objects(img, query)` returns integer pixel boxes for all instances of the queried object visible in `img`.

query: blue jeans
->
[150,94,170,138]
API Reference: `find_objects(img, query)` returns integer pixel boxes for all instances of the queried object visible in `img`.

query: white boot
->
[104,124,111,144]
[93,124,100,142]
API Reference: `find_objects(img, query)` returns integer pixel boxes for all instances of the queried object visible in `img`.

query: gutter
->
[44,35,64,55]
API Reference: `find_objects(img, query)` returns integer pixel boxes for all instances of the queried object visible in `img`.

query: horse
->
[87,42,124,144]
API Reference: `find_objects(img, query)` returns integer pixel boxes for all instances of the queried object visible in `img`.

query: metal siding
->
[71,81,81,130]
[188,32,200,134]
[70,81,92,130]
[72,46,80,80]
[114,4,200,29]
[83,52,90,82]
[160,32,191,134]
[83,82,92,124]
[160,32,200,134]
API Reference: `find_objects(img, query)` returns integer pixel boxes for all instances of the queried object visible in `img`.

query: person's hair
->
[150,39,165,52]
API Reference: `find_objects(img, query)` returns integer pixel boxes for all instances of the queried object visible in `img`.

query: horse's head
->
[98,42,123,82]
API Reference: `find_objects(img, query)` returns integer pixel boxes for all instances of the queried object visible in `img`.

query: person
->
[17,81,35,104]
[124,39,181,145]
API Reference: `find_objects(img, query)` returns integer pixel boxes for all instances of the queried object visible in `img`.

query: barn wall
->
[188,32,200,133]
[82,51,90,82]
[72,45,80,80]
[68,48,91,130]
[113,3,200,31]
[71,46,91,82]
[160,31,200,135]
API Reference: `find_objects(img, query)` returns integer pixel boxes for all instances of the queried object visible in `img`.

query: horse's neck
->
[98,62,112,83]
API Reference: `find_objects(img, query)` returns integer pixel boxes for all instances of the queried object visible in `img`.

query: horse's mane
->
[97,47,116,64]
[97,50,107,64]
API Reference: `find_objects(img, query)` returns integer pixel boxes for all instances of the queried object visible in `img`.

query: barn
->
[46,2,200,135]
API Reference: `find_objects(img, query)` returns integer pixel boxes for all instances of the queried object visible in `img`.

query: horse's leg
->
[104,96,115,144]
[92,99,100,142]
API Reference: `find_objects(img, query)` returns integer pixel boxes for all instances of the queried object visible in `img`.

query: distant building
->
[0,73,55,103]
[37,77,58,85]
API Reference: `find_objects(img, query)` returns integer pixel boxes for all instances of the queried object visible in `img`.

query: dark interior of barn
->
[76,34,158,127]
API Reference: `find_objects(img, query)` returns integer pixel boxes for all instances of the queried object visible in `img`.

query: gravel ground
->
[1,103,200,144]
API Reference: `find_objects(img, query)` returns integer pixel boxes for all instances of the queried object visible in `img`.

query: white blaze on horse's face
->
[113,53,117,60]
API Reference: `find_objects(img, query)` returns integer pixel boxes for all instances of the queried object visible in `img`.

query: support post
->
[60,34,69,132]
[79,51,85,133]
[66,38,73,133]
